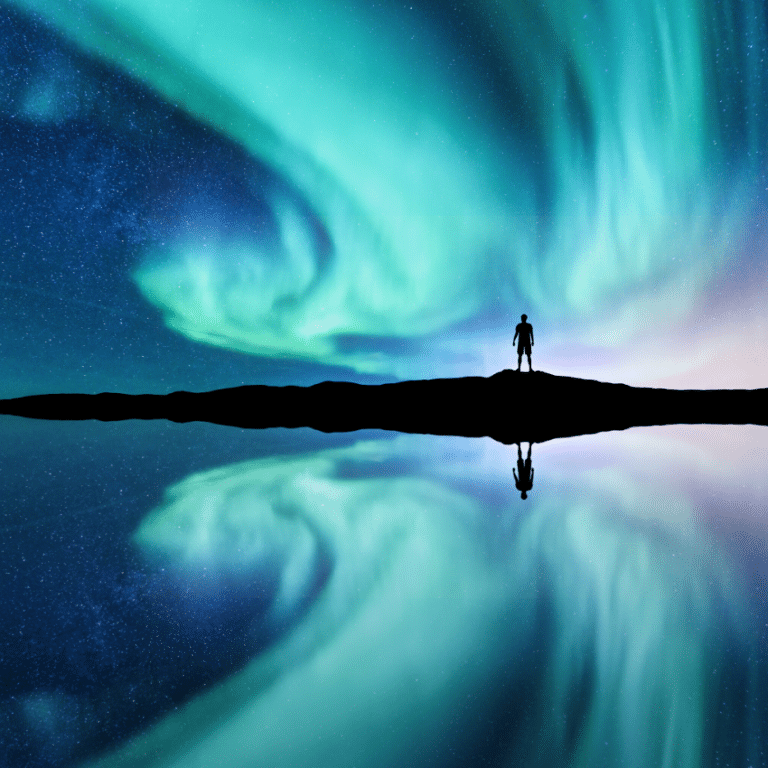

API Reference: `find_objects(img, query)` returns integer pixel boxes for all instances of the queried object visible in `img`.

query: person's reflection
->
[513,442,534,499]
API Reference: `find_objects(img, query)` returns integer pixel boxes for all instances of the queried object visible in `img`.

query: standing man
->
[513,314,534,372]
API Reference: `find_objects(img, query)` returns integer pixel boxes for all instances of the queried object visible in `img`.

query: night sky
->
[3,0,768,392]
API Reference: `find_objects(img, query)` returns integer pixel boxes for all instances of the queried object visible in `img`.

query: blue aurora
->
[2,1,767,767]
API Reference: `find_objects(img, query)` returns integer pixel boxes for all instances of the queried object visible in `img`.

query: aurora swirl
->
[7,0,768,382]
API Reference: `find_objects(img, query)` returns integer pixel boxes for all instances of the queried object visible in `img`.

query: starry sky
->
[2,0,768,395]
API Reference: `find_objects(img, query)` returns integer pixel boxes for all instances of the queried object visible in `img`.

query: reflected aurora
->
[84,436,760,768]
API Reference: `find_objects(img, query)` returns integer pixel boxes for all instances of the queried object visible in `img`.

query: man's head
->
[521,314,528,322]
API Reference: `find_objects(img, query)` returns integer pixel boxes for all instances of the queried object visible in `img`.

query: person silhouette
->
[513,314,534,372]
[513,442,534,500]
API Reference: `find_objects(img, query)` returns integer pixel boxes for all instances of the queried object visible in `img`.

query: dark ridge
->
[1,370,766,444]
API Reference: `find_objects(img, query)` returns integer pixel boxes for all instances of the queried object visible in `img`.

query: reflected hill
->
[1,370,766,444]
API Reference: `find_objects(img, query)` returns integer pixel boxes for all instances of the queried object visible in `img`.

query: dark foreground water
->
[2,418,767,768]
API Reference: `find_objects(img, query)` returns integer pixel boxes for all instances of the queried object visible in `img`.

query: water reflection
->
[513,442,535,500]
[2,424,767,767]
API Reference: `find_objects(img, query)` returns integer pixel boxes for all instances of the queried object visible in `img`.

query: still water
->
[2,418,766,768]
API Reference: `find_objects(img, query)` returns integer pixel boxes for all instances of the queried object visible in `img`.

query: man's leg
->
[517,353,522,371]
[527,353,533,372]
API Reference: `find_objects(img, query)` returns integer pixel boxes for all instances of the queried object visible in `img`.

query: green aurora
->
[10,0,766,379]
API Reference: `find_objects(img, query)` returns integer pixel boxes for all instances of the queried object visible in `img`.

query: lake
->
[3,418,766,767]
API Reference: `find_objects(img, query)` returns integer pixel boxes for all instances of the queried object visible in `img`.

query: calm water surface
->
[2,419,767,768]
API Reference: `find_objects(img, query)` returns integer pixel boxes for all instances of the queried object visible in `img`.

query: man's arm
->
[530,326,534,345]
[513,327,518,344]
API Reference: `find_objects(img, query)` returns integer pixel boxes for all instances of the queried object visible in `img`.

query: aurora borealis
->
[2,0,768,766]
[4,0,768,385]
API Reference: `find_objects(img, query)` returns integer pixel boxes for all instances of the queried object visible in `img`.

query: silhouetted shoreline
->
[1,370,765,444]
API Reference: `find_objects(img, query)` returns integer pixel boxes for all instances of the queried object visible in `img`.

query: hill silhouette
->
[1,370,766,444]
